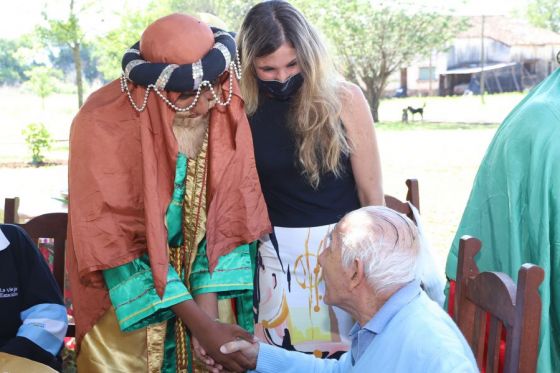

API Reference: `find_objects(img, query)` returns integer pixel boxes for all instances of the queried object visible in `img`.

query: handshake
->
[193,322,260,373]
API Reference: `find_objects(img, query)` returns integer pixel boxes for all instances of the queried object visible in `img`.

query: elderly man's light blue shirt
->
[253,281,478,372]
[349,280,422,364]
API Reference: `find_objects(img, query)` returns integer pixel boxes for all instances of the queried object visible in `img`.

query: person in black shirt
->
[0,224,68,371]
[237,0,384,359]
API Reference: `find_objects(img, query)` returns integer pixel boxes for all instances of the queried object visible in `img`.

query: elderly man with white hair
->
[214,206,478,372]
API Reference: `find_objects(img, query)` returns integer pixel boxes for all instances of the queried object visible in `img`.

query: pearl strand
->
[120,51,243,113]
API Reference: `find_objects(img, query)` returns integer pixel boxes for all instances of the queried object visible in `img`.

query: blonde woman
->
[238,1,383,358]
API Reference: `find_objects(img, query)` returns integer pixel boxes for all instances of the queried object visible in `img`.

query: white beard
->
[172,112,209,158]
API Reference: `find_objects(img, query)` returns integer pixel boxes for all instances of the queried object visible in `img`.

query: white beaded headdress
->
[120,27,242,113]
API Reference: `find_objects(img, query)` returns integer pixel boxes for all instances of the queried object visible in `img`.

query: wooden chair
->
[454,236,544,373]
[385,178,420,223]
[3,197,75,338]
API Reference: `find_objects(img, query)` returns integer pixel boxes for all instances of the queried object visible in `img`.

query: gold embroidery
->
[147,321,167,373]
[173,130,209,373]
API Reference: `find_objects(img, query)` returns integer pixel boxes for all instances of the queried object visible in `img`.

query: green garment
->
[190,240,252,299]
[103,244,253,332]
[446,68,560,372]
[103,255,191,331]
[103,152,255,372]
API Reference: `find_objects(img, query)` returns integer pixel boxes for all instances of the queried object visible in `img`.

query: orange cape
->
[67,75,271,344]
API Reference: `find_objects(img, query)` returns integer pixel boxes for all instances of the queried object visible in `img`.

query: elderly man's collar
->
[350,280,421,335]
[120,27,241,113]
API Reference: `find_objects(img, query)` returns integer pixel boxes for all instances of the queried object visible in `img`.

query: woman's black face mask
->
[257,73,304,100]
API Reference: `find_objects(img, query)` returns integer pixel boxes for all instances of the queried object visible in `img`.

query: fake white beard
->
[172,113,209,158]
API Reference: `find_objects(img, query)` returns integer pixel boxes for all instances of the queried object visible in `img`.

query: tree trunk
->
[370,93,380,123]
[364,75,388,123]
[72,43,83,108]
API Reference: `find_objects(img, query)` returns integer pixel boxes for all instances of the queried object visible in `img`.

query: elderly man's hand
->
[220,339,259,368]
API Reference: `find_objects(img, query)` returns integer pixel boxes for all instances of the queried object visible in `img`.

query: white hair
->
[336,206,420,298]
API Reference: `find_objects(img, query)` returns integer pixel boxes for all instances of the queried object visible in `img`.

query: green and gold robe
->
[79,143,255,373]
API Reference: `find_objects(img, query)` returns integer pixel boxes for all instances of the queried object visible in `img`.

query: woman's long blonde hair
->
[237,1,350,188]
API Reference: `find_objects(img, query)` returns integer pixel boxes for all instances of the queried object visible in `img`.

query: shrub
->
[22,123,53,165]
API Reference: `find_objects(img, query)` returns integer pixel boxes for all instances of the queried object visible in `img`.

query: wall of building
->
[447,38,510,67]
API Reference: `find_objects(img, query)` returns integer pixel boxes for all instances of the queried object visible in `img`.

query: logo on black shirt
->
[0,287,19,298]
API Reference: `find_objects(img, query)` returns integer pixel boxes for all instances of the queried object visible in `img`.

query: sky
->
[0,0,531,40]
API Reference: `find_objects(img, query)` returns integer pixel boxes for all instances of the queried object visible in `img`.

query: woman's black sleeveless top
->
[249,95,361,227]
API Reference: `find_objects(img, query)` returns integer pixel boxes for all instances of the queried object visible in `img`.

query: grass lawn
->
[378,92,525,124]
[0,87,515,273]
[377,124,498,270]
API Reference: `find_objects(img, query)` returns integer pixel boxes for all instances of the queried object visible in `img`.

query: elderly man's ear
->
[348,259,366,290]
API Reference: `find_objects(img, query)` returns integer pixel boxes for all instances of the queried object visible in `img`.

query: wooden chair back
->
[455,236,544,373]
[3,197,75,337]
[385,178,420,223]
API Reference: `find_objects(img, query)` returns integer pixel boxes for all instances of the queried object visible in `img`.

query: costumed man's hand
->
[192,293,220,368]
[195,320,256,372]
[192,336,218,369]
[172,300,255,372]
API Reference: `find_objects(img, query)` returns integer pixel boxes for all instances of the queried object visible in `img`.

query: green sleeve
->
[235,241,258,333]
[103,254,192,332]
[189,241,253,299]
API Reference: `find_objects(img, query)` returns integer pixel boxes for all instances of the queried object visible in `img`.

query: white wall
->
[447,38,510,67]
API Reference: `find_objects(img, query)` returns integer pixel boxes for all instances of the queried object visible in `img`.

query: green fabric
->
[189,240,253,299]
[103,254,192,332]
[102,149,256,372]
[235,241,259,333]
[162,318,177,373]
[167,153,188,248]
[446,68,560,372]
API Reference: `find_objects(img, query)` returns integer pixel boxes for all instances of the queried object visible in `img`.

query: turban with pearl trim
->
[122,28,236,93]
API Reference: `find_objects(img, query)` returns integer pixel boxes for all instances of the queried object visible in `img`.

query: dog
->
[402,108,409,123]
[407,104,426,121]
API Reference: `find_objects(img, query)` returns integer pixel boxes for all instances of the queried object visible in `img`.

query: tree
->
[168,0,258,31]
[527,0,560,33]
[93,0,256,81]
[24,66,62,109]
[0,38,28,86]
[22,123,53,165]
[37,0,88,108]
[295,0,466,122]
[49,43,102,84]
[94,6,167,81]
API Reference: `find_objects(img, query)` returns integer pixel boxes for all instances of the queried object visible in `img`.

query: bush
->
[22,123,53,165]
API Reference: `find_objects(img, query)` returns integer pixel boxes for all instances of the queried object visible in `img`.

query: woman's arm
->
[339,82,384,206]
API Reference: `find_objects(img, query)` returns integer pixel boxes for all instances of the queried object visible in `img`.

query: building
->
[389,16,560,97]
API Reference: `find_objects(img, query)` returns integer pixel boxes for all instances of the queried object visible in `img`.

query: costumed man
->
[446,61,560,371]
[67,14,271,373]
